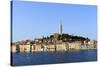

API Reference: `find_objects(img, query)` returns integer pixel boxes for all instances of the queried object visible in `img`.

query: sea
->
[11,50,97,66]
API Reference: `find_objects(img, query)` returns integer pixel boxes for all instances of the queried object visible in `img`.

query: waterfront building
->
[46,44,55,51]
[19,44,31,52]
[88,40,95,45]
[11,44,17,53]
[18,44,24,52]
[84,40,88,45]
[68,42,81,50]
[32,44,43,52]
[81,45,88,50]
[56,42,68,51]
[18,41,31,52]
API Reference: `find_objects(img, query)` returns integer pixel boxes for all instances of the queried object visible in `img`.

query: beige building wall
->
[34,45,43,52]
[19,45,25,52]
[47,44,55,51]
[56,43,66,51]
[31,45,35,52]
[47,44,55,48]
[88,40,95,45]
[11,45,16,53]
[19,44,30,52]
[24,45,31,52]
[68,42,81,49]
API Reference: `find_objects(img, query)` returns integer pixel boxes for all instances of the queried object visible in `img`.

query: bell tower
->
[60,21,62,35]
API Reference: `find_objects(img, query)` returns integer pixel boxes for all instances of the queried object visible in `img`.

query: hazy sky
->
[12,1,97,42]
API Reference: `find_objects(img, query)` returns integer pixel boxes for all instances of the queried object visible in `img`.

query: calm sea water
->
[11,50,97,66]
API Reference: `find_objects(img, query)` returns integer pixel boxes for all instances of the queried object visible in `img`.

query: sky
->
[12,1,97,42]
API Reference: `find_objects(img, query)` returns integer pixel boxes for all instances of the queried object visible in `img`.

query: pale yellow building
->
[88,40,95,45]
[19,44,31,52]
[47,44,55,51]
[68,42,81,50]
[32,44,43,52]
[56,43,68,51]
[11,45,16,53]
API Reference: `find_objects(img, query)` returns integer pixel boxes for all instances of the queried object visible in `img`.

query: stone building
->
[31,44,43,52]
[56,42,68,51]
[46,44,55,51]
[18,41,31,52]
[68,42,81,50]
[11,44,16,53]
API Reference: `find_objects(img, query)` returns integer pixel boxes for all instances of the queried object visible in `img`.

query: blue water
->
[11,50,97,66]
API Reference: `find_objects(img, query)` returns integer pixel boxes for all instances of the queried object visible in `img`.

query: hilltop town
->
[11,23,97,53]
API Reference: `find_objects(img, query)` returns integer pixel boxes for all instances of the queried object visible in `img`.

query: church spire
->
[60,20,62,35]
